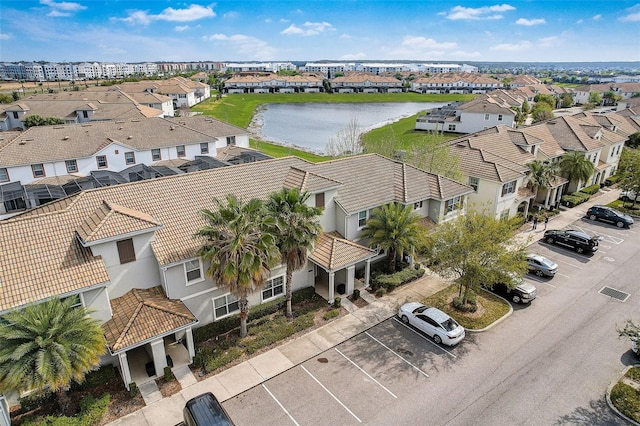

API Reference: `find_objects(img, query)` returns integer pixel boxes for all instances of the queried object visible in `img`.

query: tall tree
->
[527,160,558,197]
[266,188,323,318]
[425,210,528,306]
[617,148,640,206]
[360,202,422,273]
[196,195,280,337]
[558,151,596,192]
[0,297,106,416]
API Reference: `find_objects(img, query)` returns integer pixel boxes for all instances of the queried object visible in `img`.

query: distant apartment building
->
[0,62,159,82]
[224,62,297,73]
[302,62,478,78]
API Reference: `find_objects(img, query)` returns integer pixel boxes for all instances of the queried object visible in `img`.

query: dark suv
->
[586,205,634,228]
[543,229,599,254]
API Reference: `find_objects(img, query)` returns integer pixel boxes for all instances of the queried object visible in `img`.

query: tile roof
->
[76,201,162,245]
[1,154,472,313]
[538,115,606,152]
[0,116,241,167]
[309,232,377,272]
[102,286,197,353]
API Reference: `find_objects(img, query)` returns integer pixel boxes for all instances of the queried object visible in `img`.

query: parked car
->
[543,229,599,254]
[586,205,633,228]
[620,190,638,202]
[526,253,558,277]
[483,273,537,304]
[397,303,465,346]
[183,392,234,426]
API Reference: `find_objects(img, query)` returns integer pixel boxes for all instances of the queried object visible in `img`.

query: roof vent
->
[170,126,175,130]
[19,141,26,145]
[63,136,69,140]
[127,135,133,139]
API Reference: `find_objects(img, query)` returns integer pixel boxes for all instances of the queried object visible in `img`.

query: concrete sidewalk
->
[106,187,624,426]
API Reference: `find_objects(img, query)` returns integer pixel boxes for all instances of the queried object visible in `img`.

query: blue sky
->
[1,1,639,63]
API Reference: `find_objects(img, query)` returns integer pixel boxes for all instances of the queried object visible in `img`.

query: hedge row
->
[21,394,111,426]
[561,191,591,208]
[605,175,621,186]
[193,286,318,343]
[371,266,425,292]
[579,184,601,195]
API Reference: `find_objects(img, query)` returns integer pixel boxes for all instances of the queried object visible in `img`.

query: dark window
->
[315,192,325,208]
[262,276,284,301]
[200,143,209,154]
[125,152,135,165]
[65,159,78,173]
[0,168,8,182]
[185,259,202,282]
[12,112,18,119]
[82,111,89,118]
[226,136,236,146]
[469,177,479,192]
[117,239,136,264]
[96,155,108,168]
[176,145,186,157]
[31,164,45,178]
[502,180,516,196]
[151,149,161,161]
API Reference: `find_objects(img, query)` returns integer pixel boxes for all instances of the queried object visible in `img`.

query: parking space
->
[222,316,464,425]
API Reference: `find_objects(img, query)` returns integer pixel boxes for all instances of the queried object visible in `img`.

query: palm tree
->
[527,160,558,197]
[360,202,422,273]
[196,195,280,337]
[266,188,323,318]
[558,151,596,193]
[0,297,106,416]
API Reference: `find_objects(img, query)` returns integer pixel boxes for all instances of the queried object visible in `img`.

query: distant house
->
[330,72,404,93]
[0,116,251,217]
[224,73,324,94]
[410,73,503,94]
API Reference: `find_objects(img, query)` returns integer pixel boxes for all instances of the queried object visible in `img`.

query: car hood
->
[516,282,537,294]
[400,302,424,313]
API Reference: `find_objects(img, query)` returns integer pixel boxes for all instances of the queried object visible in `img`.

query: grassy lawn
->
[422,284,511,330]
[361,114,459,152]
[191,92,476,129]
[610,366,640,423]
[249,138,329,163]
[608,199,640,216]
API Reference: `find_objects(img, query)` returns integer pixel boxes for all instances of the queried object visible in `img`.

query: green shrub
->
[579,184,601,195]
[199,347,243,373]
[18,391,55,414]
[23,394,111,426]
[333,296,341,308]
[352,289,360,300]
[372,266,425,291]
[452,296,478,312]
[129,382,138,398]
[323,309,340,320]
[605,175,621,186]
[70,366,116,392]
[561,191,591,207]
[508,215,526,230]
[163,366,173,381]
[375,287,387,297]
[626,366,640,381]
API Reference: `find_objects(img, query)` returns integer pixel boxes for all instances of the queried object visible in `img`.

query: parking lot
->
[222,317,472,425]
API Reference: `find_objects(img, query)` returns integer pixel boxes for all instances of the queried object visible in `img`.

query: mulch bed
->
[348,295,369,308]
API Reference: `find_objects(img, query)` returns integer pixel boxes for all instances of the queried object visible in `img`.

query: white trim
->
[212,293,240,320]
[180,286,217,302]
[261,275,284,302]
[184,258,205,286]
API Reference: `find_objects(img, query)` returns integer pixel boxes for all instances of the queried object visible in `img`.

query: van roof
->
[185,392,233,426]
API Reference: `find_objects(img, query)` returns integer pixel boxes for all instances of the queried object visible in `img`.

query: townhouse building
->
[410,73,503,94]
[0,153,472,408]
[224,73,324,93]
[416,89,522,133]
[573,82,640,105]
[0,116,250,217]
[92,77,211,108]
[330,72,404,93]
[0,89,170,131]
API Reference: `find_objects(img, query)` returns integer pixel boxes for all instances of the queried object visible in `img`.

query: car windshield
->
[413,306,428,314]
[441,318,459,331]
[541,258,555,267]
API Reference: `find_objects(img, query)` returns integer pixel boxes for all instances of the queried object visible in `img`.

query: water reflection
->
[252,102,447,154]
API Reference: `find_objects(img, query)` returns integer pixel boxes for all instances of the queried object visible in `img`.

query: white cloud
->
[281,21,334,36]
[576,19,584,24]
[592,14,602,21]
[620,4,640,22]
[444,4,515,20]
[174,25,189,32]
[40,0,86,12]
[202,33,277,60]
[47,10,71,17]
[537,36,558,47]
[340,33,352,39]
[340,52,367,60]
[450,50,483,59]
[490,40,533,51]
[264,18,272,23]
[387,36,458,58]
[0,33,13,40]
[120,4,215,25]
[224,11,239,19]
[279,18,290,23]
[400,35,458,50]
[515,18,545,26]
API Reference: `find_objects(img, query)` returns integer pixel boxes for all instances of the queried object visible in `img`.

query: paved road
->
[223,216,639,425]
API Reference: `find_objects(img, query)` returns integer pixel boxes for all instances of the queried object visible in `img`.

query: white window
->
[500,209,510,220]
[125,152,135,165]
[0,168,8,182]
[262,276,284,301]
[469,177,479,192]
[185,259,203,284]
[448,124,456,131]
[65,160,78,173]
[502,180,516,196]
[151,148,161,161]
[200,143,209,154]
[31,164,45,178]
[484,113,490,120]
[62,294,82,309]
[445,196,461,214]
[96,155,108,168]
[358,210,368,228]
[226,136,236,146]
[176,145,186,157]
[213,294,239,319]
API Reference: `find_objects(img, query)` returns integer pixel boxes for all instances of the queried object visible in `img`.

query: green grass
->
[611,371,640,423]
[422,284,511,330]
[362,114,458,152]
[191,92,476,129]
[249,138,329,163]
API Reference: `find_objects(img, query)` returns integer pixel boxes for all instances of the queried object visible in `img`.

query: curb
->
[605,365,640,426]
[464,290,514,333]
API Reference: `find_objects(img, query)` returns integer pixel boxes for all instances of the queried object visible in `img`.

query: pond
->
[250,102,447,154]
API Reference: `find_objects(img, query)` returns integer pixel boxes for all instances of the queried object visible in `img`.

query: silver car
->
[526,253,558,277]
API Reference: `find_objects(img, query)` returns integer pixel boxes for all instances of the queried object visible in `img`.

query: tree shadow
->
[554,397,625,425]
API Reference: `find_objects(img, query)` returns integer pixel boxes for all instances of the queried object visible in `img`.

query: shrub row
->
[605,175,621,186]
[371,266,425,292]
[561,191,591,208]
[579,184,601,195]
[70,365,117,392]
[193,286,317,343]
[21,394,111,426]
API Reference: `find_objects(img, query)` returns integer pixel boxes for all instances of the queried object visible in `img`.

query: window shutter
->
[117,239,136,264]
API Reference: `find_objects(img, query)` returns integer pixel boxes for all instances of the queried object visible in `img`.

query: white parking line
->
[301,365,362,423]
[554,259,584,269]
[364,331,430,377]
[334,348,397,399]
[392,317,458,358]
[262,384,300,426]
